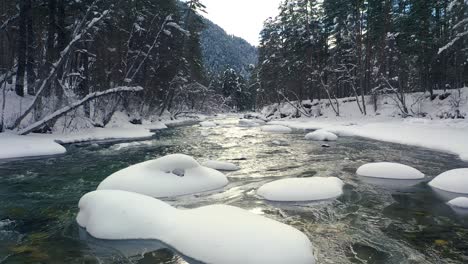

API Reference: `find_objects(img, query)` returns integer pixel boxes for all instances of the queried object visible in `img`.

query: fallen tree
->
[17,86,143,135]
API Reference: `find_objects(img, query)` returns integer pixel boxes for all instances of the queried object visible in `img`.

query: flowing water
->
[0,118,467,264]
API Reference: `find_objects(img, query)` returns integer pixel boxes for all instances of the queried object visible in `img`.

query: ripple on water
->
[1,118,468,263]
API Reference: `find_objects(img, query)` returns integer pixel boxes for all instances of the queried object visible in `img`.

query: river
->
[0,118,467,263]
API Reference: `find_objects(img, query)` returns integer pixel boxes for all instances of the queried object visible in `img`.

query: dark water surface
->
[1,118,467,263]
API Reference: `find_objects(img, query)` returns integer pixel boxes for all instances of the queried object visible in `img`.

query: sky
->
[201,0,283,46]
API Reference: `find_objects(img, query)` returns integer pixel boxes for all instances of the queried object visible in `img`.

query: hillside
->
[200,18,258,78]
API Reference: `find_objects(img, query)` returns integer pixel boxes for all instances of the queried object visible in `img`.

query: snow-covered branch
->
[11,6,111,130]
[17,86,143,135]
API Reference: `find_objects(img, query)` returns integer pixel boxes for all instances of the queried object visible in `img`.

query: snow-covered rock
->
[200,121,217,127]
[0,134,66,160]
[77,190,315,264]
[359,177,424,190]
[257,177,344,202]
[356,162,425,180]
[448,197,468,209]
[97,154,228,197]
[238,119,260,127]
[261,125,292,133]
[305,129,338,141]
[272,139,289,146]
[429,168,468,194]
[202,160,240,171]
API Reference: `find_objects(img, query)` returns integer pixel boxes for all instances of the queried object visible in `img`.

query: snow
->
[262,88,468,161]
[77,190,315,264]
[142,121,168,130]
[448,197,468,209]
[238,119,260,127]
[111,140,153,151]
[261,125,292,133]
[200,121,217,127]
[46,126,154,144]
[0,133,66,160]
[202,160,240,171]
[429,169,468,194]
[356,162,425,180]
[269,117,468,162]
[305,129,338,141]
[257,177,344,202]
[272,139,289,146]
[97,154,229,198]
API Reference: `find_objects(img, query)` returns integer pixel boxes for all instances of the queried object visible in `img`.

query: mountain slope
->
[200,18,258,78]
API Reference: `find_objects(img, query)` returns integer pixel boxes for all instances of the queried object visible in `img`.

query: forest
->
[1,0,467,132]
[255,0,468,117]
[0,0,257,134]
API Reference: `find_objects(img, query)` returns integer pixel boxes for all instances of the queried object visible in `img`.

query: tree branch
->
[17,86,143,135]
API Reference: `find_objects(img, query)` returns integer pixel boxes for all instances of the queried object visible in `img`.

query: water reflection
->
[1,118,468,263]
[359,176,426,191]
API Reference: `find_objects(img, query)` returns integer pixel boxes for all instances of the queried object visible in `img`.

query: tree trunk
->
[26,0,35,95]
[15,0,28,97]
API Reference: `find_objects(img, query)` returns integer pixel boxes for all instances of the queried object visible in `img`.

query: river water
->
[0,118,467,263]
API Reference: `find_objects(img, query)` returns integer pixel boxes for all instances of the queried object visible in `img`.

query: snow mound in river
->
[202,160,240,171]
[261,125,292,133]
[448,197,468,209]
[429,168,468,194]
[257,177,344,202]
[305,129,338,141]
[77,190,315,264]
[200,121,217,127]
[97,154,228,197]
[356,162,425,180]
[238,119,260,127]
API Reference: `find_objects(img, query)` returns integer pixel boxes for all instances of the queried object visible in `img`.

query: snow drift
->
[448,197,468,209]
[77,190,315,264]
[97,154,229,197]
[202,160,240,171]
[257,177,344,202]
[200,121,217,127]
[305,129,338,141]
[429,168,468,194]
[356,162,425,180]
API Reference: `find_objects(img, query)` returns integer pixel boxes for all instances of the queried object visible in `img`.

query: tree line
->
[1,0,250,133]
[255,0,468,116]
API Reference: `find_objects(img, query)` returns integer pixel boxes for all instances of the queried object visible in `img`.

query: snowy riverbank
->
[269,117,468,161]
[0,118,197,160]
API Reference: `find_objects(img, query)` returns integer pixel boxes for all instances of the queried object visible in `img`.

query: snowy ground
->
[262,88,468,161]
[268,117,468,162]
[0,112,195,160]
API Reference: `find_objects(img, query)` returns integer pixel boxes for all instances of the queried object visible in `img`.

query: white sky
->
[201,0,283,46]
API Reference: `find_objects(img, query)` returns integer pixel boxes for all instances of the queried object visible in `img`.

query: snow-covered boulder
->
[272,139,289,146]
[97,154,228,197]
[261,125,292,133]
[257,177,344,202]
[77,190,315,264]
[200,121,217,127]
[429,169,468,194]
[305,129,338,141]
[448,197,468,209]
[356,162,425,180]
[238,119,260,127]
[202,160,240,171]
